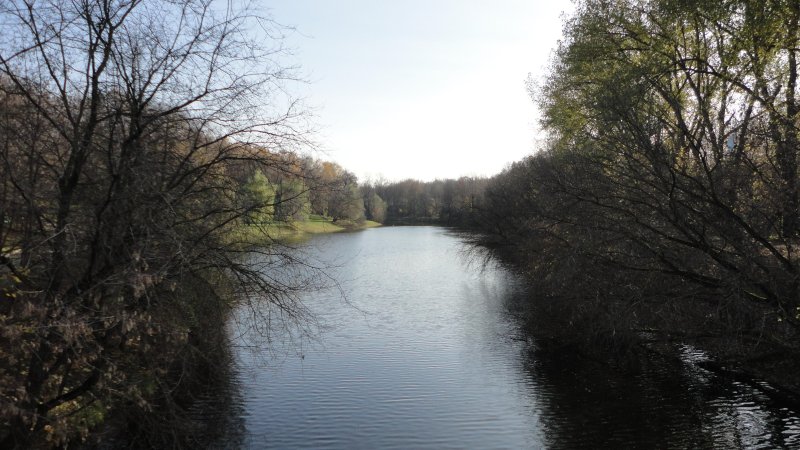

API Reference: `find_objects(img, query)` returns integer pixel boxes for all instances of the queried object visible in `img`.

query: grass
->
[233,215,381,244]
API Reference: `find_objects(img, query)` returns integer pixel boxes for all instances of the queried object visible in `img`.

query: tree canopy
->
[474,0,800,354]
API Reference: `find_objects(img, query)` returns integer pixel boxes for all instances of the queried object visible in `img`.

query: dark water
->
[216,226,800,449]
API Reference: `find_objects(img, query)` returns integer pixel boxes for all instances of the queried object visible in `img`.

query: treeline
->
[359,177,489,225]
[475,0,800,368]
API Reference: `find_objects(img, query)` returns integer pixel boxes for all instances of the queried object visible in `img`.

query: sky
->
[265,0,576,182]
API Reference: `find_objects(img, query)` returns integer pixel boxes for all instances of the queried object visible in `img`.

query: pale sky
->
[266,0,575,182]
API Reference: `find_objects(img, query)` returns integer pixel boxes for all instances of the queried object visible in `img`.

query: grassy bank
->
[234,215,381,244]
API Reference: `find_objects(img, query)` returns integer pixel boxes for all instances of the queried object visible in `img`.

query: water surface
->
[223,226,800,449]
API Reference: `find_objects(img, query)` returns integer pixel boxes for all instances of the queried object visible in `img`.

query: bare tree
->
[0,0,319,446]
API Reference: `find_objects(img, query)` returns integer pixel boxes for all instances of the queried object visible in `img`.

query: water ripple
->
[223,227,800,449]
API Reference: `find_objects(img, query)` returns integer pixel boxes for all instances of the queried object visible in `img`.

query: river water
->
[216,226,800,449]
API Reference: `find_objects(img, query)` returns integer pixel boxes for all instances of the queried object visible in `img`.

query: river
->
[211,226,800,449]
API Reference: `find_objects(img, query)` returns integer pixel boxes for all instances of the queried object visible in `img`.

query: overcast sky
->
[266,0,575,182]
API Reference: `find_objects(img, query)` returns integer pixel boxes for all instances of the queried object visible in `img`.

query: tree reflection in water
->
[521,335,800,449]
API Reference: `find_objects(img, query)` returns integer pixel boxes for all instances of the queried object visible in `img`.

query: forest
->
[479,0,800,378]
[2,0,800,447]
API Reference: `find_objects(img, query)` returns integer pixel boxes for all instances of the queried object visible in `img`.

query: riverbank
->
[461,228,800,407]
[234,215,381,243]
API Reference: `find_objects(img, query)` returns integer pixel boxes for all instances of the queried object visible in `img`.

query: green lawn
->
[234,216,381,244]
[295,219,347,234]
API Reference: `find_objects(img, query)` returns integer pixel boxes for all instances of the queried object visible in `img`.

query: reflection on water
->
[529,343,800,449]
[216,226,800,449]
[185,365,247,450]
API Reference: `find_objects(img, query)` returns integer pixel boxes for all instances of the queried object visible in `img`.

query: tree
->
[495,0,800,346]
[275,179,312,222]
[0,0,314,446]
[308,161,342,217]
[328,172,366,223]
[243,170,276,224]
[364,192,387,223]
[444,0,800,358]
